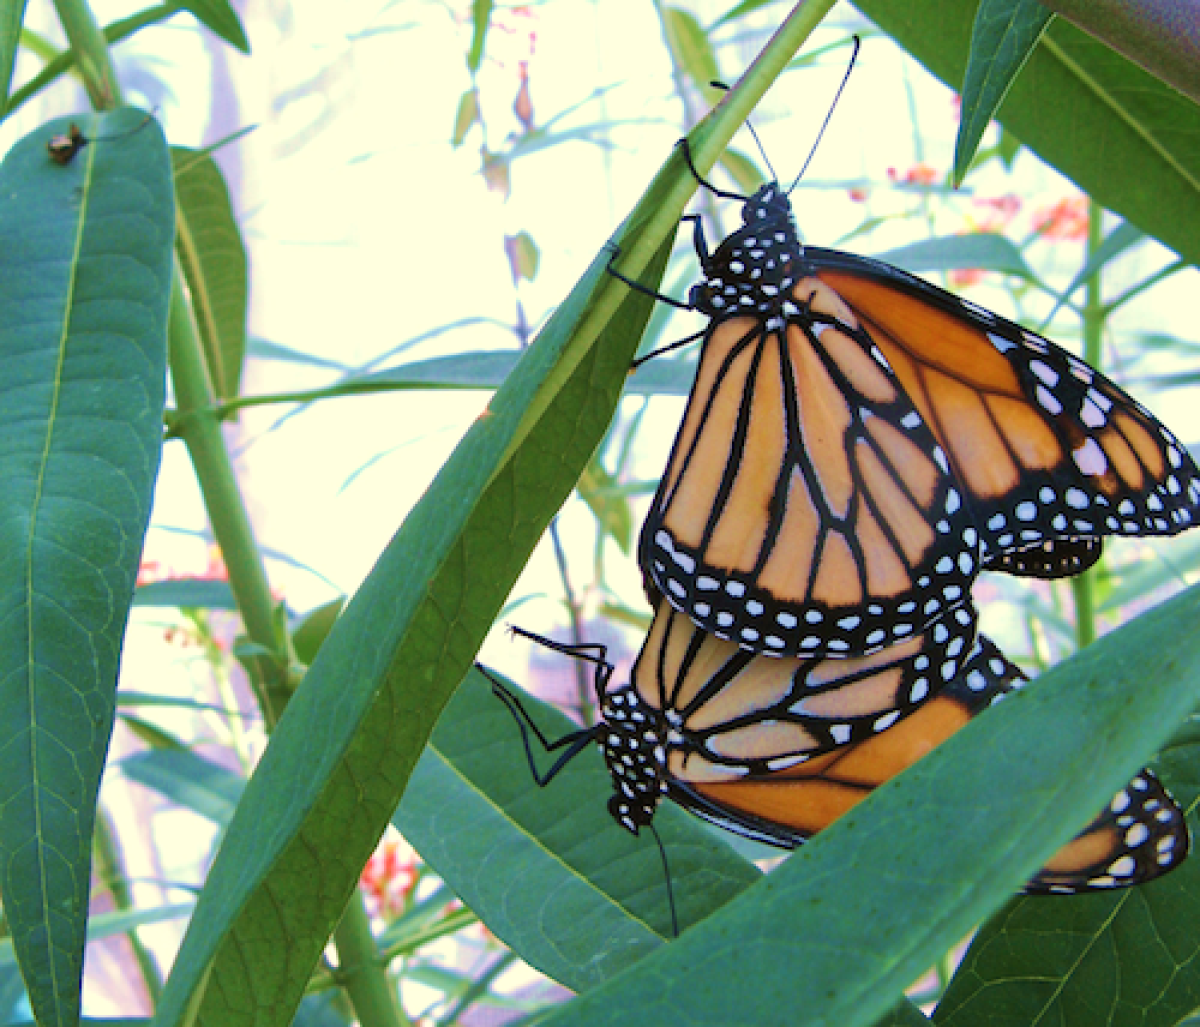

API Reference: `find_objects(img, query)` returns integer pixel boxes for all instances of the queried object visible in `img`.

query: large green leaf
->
[853,0,1200,266]
[172,147,248,400]
[395,667,760,992]
[0,109,173,1026]
[933,729,1200,1025]
[523,584,1200,1027]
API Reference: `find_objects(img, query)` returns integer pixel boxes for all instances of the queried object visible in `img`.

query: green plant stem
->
[7,5,175,115]
[332,893,412,1027]
[93,808,163,1004]
[167,274,290,723]
[1070,200,1106,650]
[51,0,122,109]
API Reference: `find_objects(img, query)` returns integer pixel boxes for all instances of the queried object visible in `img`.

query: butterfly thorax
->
[689,182,804,323]
[599,685,669,834]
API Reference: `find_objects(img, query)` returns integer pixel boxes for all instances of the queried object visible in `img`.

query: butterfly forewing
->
[641,277,979,658]
[810,251,1200,572]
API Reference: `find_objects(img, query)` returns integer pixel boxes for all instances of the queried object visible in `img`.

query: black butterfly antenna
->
[787,34,861,194]
[711,79,780,186]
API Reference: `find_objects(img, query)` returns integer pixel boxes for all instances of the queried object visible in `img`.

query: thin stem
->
[1070,200,1106,650]
[168,274,291,723]
[332,892,412,1027]
[51,0,122,109]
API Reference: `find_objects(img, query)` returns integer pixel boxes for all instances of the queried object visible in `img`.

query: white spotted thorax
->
[598,684,668,834]
[689,183,803,323]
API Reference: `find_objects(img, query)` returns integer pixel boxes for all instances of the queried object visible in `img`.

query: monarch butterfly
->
[622,150,1200,659]
[486,611,1188,894]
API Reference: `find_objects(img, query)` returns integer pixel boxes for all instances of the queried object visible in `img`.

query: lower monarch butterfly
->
[617,142,1200,660]
[484,606,1188,894]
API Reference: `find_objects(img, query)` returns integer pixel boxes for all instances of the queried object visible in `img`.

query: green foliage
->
[0,1,1198,1026]
[0,109,174,1026]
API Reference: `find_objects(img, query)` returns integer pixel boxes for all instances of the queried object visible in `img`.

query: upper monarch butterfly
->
[485,608,1188,896]
[619,145,1200,660]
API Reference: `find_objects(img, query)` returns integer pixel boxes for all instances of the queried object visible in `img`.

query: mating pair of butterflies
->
[486,144,1198,896]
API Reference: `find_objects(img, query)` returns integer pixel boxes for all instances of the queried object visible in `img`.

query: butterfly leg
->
[605,241,694,309]
[477,662,599,785]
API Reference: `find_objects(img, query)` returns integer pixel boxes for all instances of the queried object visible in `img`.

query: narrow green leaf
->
[121,750,244,826]
[528,584,1200,1027]
[177,0,249,54]
[873,232,1034,276]
[467,0,492,73]
[0,109,173,1027]
[0,0,27,110]
[452,88,479,147]
[172,146,248,400]
[663,6,721,99]
[875,1001,933,1026]
[953,0,1054,186]
[149,15,824,1023]
[395,669,760,992]
[578,458,632,553]
[132,578,238,610]
[934,736,1200,1026]
[854,0,1200,265]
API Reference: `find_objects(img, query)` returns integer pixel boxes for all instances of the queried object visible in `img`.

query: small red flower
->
[1032,196,1089,242]
[848,186,869,203]
[949,268,986,288]
[360,833,419,920]
[888,163,939,187]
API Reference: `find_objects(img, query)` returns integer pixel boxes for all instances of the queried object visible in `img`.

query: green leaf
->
[876,1001,933,1026]
[663,6,721,99]
[121,750,245,826]
[172,147,249,400]
[953,0,1054,186]
[133,578,238,610]
[177,0,249,54]
[873,232,1034,276]
[467,0,492,73]
[0,0,26,110]
[853,0,1200,266]
[933,734,1200,1025]
[452,87,479,147]
[0,109,173,1027]
[526,583,1200,1026]
[577,458,632,553]
[1043,217,1143,321]
[395,668,760,992]
[290,598,345,666]
[505,230,539,282]
[150,16,823,1022]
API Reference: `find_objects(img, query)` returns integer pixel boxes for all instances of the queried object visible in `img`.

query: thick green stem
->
[332,893,412,1027]
[168,273,291,723]
[1070,200,1106,650]
[51,0,121,109]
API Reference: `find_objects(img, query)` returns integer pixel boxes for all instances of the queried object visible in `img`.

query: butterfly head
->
[599,685,669,834]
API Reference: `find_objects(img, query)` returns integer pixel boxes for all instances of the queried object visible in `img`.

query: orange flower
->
[1032,196,1089,241]
[847,186,868,202]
